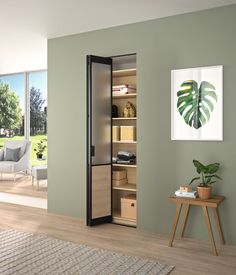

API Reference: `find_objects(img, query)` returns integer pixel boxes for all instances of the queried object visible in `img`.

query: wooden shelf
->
[112,117,136,120]
[113,93,136,99]
[112,58,137,229]
[112,164,137,168]
[113,141,136,144]
[112,183,136,192]
[113,68,136,77]
[113,211,136,227]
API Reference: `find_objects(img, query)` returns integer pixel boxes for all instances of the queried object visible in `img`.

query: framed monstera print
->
[171,65,223,141]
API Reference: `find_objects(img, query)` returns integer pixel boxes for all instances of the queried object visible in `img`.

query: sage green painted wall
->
[48,5,236,244]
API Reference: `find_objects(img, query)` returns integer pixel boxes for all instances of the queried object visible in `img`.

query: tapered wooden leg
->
[169,203,182,247]
[180,204,191,238]
[202,206,218,256]
[213,207,225,245]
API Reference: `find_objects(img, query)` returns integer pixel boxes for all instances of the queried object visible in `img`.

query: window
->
[0,71,47,165]
[29,71,47,165]
[0,73,25,148]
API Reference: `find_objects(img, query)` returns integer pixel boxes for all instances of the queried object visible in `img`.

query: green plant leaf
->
[205,176,211,184]
[205,174,222,180]
[191,160,222,187]
[177,80,217,129]
[189,176,200,185]
[205,163,220,174]
[193,160,207,174]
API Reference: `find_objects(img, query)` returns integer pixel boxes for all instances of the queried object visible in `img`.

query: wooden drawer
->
[112,169,127,180]
[121,194,136,220]
[120,126,136,141]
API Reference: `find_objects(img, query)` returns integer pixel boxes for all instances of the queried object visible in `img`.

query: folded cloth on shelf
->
[117,151,136,161]
[112,85,136,95]
[112,151,136,164]
[116,159,136,164]
[112,157,118,163]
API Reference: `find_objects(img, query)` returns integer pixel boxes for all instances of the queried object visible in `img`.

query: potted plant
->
[189,160,222,200]
[34,139,47,160]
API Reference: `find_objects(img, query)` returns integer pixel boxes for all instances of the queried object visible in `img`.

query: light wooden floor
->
[0,174,47,199]
[0,202,235,275]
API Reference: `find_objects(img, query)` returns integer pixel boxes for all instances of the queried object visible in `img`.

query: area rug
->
[0,229,174,275]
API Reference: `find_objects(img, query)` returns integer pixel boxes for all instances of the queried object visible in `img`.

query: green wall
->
[48,5,236,244]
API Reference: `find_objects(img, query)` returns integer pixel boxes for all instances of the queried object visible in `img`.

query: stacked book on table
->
[175,189,197,198]
[112,85,136,96]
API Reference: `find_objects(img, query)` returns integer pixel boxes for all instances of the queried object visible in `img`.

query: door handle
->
[91,145,95,157]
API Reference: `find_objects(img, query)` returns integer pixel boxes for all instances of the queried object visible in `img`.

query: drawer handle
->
[131,203,135,207]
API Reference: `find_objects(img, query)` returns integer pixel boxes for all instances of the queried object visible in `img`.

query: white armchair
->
[0,140,31,181]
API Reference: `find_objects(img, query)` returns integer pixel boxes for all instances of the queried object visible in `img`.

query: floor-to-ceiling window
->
[0,70,47,207]
[29,71,47,166]
[0,70,47,166]
[0,73,25,147]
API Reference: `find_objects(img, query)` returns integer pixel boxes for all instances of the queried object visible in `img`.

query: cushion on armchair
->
[4,147,21,162]
[4,140,27,159]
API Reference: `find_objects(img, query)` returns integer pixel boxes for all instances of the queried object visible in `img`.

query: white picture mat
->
[171,65,223,141]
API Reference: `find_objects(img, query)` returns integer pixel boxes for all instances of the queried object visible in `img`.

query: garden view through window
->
[0,71,47,166]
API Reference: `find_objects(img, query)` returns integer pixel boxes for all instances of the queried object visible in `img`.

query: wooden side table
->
[168,195,225,256]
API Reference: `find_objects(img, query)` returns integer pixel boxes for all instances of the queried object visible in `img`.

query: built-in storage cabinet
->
[112,55,137,227]
[87,54,137,227]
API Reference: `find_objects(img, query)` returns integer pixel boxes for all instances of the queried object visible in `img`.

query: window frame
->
[0,69,47,141]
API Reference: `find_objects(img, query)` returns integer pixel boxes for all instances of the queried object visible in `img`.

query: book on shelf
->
[112,85,136,95]
[175,190,197,198]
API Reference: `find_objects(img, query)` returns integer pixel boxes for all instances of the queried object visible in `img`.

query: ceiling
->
[0,0,236,74]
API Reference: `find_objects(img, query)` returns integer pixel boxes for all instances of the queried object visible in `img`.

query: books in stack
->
[175,189,197,198]
[112,85,136,95]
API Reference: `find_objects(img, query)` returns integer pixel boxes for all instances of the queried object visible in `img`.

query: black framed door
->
[87,55,112,226]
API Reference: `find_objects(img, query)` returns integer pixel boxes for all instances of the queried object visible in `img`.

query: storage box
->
[120,126,136,141]
[121,194,136,220]
[180,185,192,192]
[112,169,127,180]
[112,178,128,187]
[112,126,120,141]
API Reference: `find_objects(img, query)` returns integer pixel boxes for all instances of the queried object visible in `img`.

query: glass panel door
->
[91,62,111,164]
[87,55,112,226]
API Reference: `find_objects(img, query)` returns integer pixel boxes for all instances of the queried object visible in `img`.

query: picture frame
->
[171,65,223,141]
